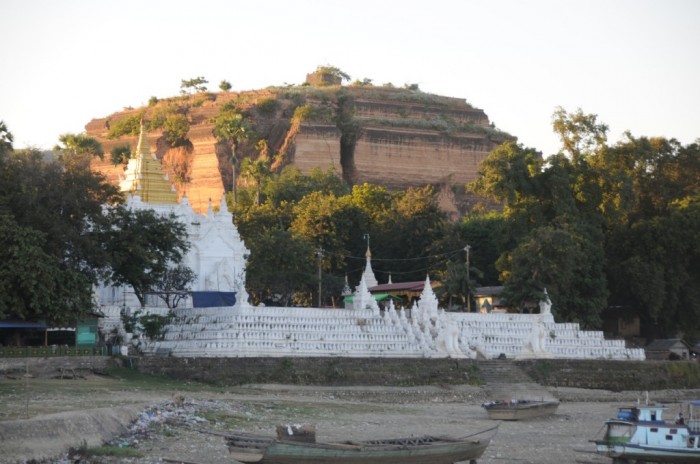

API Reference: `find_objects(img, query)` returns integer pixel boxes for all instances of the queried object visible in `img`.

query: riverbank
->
[2,371,700,463]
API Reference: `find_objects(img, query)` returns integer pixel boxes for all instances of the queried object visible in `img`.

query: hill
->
[86,83,513,214]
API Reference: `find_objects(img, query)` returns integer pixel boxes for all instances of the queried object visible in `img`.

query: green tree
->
[219,80,232,92]
[110,144,131,166]
[468,141,543,215]
[213,110,252,203]
[0,214,94,323]
[0,148,120,322]
[376,186,446,282]
[306,65,350,86]
[499,222,607,327]
[54,133,104,171]
[103,207,190,307]
[246,229,317,306]
[291,192,368,285]
[163,113,190,147]
[240,157,271,206]
[0,121,13,153]
[180,76,208,94]
[107,114,143,139]
[467,111,610,326]
[552,106,608,161]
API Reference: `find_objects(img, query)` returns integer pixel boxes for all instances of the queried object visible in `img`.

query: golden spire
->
[119,121,178,204]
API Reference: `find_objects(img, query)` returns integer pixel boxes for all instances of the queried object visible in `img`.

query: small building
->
[369,281,432,307]
[474,286,508,313]
[645,338,691,360]
[358,245,437,308]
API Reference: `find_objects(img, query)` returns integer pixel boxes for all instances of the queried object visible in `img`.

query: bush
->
[292,104,315,122]
[163,113,190,147]
[257,98,280,116]
[107,114,142,139]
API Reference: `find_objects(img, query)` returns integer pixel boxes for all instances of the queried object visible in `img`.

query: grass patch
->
[76,445,143,458]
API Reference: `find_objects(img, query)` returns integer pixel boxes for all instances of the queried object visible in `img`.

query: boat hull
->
[483,400,559,420]
[260,439,491,464]
[229,426,498,464]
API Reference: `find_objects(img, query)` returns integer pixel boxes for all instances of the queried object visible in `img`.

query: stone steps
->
[478,360,557,401]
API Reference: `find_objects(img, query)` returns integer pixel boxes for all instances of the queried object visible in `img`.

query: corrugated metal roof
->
[645,338,688,351]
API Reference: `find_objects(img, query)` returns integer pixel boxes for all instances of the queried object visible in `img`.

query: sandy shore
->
[3,376,700,464]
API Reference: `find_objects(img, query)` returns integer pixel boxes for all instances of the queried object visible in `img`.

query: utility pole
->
[465,244,471,312]
[317,247,324,308]
[231,146,237,205]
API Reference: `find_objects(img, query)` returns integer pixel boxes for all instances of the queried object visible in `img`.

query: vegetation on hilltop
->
[98,68,512,186]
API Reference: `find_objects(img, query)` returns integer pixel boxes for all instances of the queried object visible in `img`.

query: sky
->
[2,0,699,156]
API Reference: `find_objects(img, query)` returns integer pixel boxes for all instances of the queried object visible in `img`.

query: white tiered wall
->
[133,276,644,360]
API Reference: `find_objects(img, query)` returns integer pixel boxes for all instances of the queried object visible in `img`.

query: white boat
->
[592,399,700,463]
[481,399,559,421]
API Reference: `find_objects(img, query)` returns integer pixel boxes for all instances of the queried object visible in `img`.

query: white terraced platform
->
[133,278,644,361]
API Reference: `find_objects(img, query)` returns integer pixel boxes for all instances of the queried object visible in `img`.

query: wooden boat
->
[227,424,499,464]
[481,399,559,420]
[592,400,700,463]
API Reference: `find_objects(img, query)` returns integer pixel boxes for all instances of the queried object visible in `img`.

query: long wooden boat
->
[592,401,700,463]
[481,399,559,420]
[227,424,499,464]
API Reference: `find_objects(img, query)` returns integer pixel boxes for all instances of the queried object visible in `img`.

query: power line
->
[323,246,467,262]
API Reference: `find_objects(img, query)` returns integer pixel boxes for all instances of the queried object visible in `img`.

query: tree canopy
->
[467,108,700,336]
[0,123,192,323]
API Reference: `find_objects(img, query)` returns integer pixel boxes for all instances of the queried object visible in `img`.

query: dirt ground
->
[2,374,700,464]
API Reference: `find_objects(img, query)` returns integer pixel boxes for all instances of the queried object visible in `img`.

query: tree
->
[467,111,610,326]
[0,121,13,153]
[245,229,317,306]
[468,141,543,215]
[180,76,208,94]
[0,148,120,323]
[240,157,271,206]
[163,113,190,147]
[376,186,447,282]
[213,110,252,203]
[499,222,607,328]
[219,80,232,92]
[107,114,142,139]
[54,133,104,171]
[150,264,195,309]
[103,207,190,307]
[552,107,608,161]
[0,214,94,323]
[291,191,368,275]
[110,144,131,166]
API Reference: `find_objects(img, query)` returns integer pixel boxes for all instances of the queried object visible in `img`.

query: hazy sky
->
[2,0,698,156]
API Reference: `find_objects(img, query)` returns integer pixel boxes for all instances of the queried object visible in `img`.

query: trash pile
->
[108,395,235,449]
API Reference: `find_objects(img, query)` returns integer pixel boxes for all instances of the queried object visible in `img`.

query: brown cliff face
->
[86,86,513,215]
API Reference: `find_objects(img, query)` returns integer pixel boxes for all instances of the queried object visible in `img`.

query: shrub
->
[107,114,142,139]
[292,104,315,122]
[257,98,280,116]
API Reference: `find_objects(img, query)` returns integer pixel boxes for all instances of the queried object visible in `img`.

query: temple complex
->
[96,125,250,324]
[98,125,644,361]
